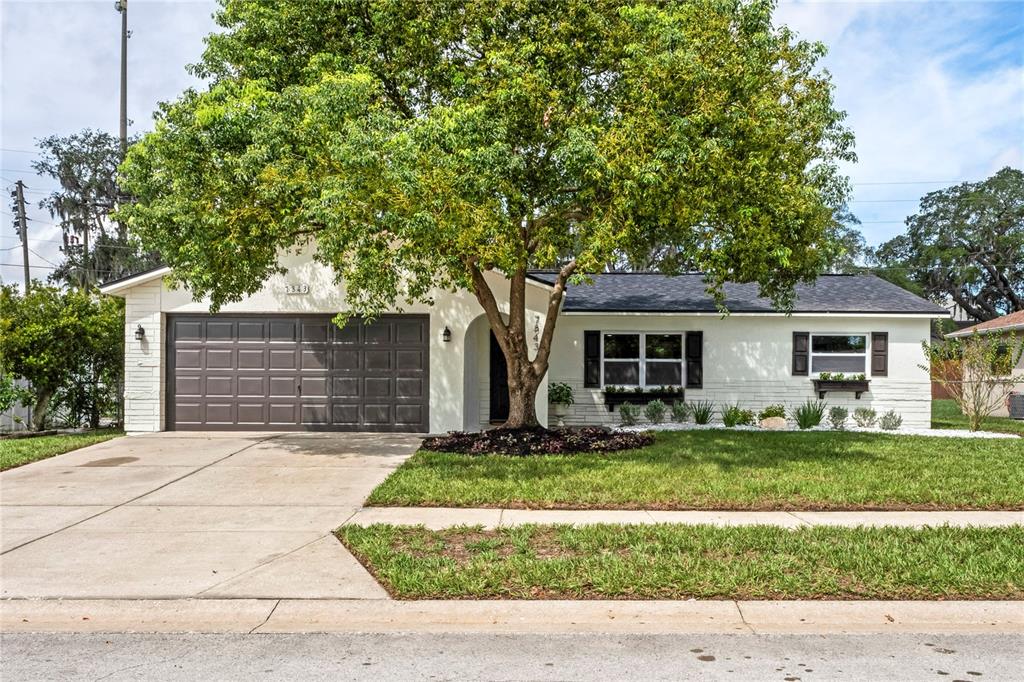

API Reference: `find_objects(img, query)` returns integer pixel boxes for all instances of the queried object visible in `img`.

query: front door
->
[489,332,509,423]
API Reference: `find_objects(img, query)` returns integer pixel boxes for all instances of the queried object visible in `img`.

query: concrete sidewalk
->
[2,598,1021,635]
[345,507,1024,529]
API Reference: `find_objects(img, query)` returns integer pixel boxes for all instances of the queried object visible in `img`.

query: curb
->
[3,599,1021,635]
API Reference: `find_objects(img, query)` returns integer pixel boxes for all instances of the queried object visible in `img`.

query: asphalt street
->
[2,632,1020,681]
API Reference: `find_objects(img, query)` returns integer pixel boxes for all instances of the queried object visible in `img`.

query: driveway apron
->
[0,432,418,599]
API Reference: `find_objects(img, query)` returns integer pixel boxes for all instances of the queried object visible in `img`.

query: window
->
[602,333,684,387]
[810,334,867,374]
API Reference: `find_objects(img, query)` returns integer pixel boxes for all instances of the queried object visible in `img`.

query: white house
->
[100,250,947,434]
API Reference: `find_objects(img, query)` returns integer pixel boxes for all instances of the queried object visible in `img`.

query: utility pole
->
[116,0,128,154]
[13,181,29,292]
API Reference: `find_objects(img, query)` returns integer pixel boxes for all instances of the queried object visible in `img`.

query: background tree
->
[874,167,1024,321]
[0,285,123,430]
[120,0,854,428]
[32,130,160,288]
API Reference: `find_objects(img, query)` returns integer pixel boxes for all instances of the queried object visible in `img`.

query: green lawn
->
[338,524,1024,600]
[367,429,1024,510]
[932,398,1024,435]
[0,430,123,471]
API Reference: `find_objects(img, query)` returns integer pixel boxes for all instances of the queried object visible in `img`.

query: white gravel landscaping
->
[615,422,1020,439]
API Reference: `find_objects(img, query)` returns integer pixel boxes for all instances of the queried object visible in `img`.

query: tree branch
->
[531,260,576,376]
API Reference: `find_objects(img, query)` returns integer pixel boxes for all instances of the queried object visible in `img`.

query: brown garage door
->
[167,315,429,432]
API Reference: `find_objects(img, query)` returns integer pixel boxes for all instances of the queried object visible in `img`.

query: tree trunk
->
[468,261,575,431]
[31,389,52,431]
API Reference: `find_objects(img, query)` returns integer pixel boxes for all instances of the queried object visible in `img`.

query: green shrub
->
[670,401,690,423]
[879,410,903,431]
[853,407,877,428]
[690,400,715,425]
[618,402,640,427]
[722,404,755,427]
[758,404,786,420]
[548,382,574,406]
[828,406,849,430]
[644,399,667,424]
[792,400,827,430]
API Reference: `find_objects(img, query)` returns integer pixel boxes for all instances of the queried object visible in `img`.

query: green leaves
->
[120,0,853,315]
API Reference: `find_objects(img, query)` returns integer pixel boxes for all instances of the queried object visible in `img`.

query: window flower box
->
[602,388,685,412]
[812,379,871,400]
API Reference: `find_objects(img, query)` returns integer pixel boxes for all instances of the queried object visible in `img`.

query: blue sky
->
[2,0,1022,288]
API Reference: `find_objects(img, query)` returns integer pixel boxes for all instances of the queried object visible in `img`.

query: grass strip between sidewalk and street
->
[0,430,123,471]
[366,430,1024,510]
[337,524,1024,601]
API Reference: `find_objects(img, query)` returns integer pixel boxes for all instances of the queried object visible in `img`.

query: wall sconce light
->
[134,324,146,342]
[442,326,452,343]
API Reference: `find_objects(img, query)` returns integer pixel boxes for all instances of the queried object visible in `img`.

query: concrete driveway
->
[0,432,419,599]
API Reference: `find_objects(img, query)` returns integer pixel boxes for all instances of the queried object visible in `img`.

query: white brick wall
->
[122,281,164,433]
[545,313,936,430]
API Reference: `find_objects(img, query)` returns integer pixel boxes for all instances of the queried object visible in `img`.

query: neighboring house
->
[99,250,947,434]
[0,377,31,433]
[945,310,1024,418]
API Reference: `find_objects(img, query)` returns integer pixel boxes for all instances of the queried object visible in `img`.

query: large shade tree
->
[120,0,854,427]
[873,167,1024,321]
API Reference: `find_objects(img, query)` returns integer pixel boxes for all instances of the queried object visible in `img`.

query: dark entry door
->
[489,332,509,423]
[167,314,429,432]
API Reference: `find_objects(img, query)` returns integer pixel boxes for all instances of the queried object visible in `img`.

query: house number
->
[285,283,310,295]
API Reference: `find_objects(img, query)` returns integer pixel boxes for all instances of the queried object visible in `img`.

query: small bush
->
[548,382,574,406]
[758,404,786,421]
[618,402,640,427]
[644,399,667,424]
[879,410,903,431]
[853,407,877,428]
[721,404,755,427]
[792,400,827,430]
[670,401,690,423]
[690,400,715,424]
[828,406,849,430]
[421,427,654,456]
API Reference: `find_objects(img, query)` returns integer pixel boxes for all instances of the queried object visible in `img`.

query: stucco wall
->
[116,250,551,433]
[545,313,936,429]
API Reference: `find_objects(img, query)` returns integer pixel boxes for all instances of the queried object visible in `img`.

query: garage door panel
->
[175,376,202,396]
[268,403,298,424]
[363,404,391,424]
[364,350,391,371]
[301,377,329,397]
[205,376,234,397]
[269,376,297,397]
[206,348,235,369]
[204,403,235,424]
[332,404,360,425]
[333,377,359,397]
[301,348,328,370]
[237,376,265,397]
[238,321,265,341]
[206,321,235,341]
[396,377,424,398]
[269,349,297,369]
[269,320,297,342]
[237,403,266,424]
[238,349,266,369]
[174,321,203,342]
[175,348,202,369]
[301,403,329,425]
[395,405,424,425]
[169,315,428,431]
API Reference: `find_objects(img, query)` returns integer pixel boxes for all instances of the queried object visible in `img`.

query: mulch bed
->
[421,426,654,456]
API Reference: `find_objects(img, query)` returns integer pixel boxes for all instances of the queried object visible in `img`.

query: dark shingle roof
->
[527,272,948,315]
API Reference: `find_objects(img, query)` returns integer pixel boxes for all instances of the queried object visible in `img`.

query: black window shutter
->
[583,330,600,387]
[685,331,703,388]
[793,332,810,376]
[871,332,888,376]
